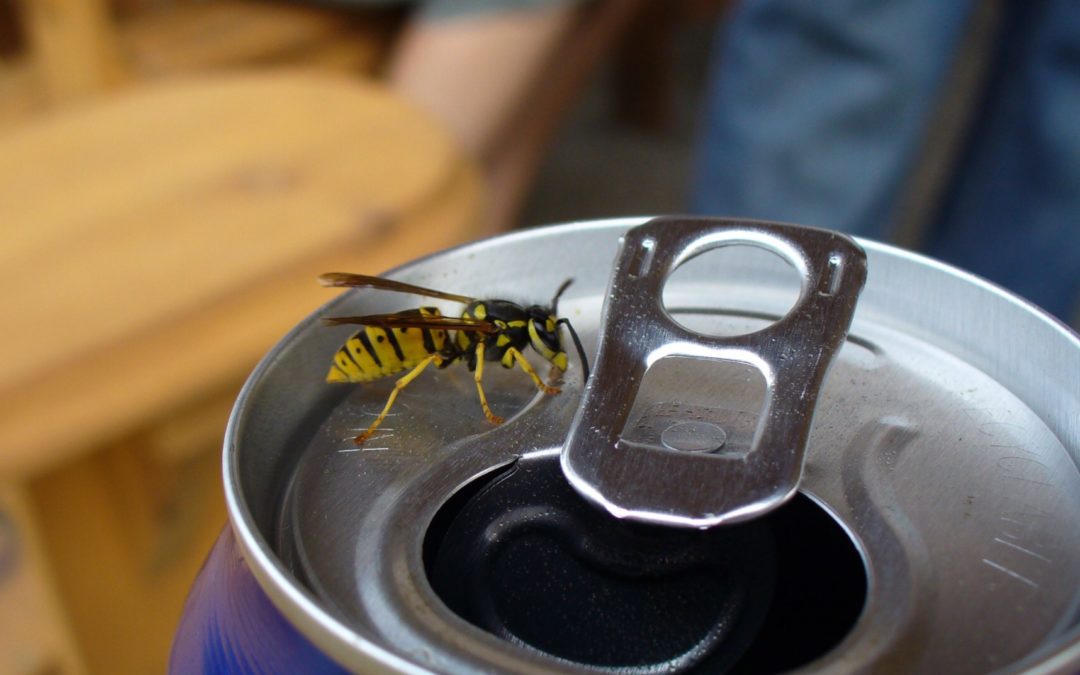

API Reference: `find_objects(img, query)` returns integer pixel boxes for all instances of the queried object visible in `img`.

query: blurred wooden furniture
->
[0,71,483,675]
[8,0,398,100]
[2,0,669,230]
[1,0,400,127]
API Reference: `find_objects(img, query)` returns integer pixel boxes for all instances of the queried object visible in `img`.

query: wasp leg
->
[355,354,443,445]
[473,342,505,425]
[506,347,561,395]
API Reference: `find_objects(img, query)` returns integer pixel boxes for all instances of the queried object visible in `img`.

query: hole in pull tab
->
[662,244,803,338]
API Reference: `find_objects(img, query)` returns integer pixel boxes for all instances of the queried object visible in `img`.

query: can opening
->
[424,454,867,673]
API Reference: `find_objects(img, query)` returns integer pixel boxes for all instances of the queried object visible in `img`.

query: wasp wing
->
[319,272,476,304]
[322,311,498,334]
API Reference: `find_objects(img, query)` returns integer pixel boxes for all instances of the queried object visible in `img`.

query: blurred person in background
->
[377,0,578,161]
[691,0,1080,323]
[358,0,585,230]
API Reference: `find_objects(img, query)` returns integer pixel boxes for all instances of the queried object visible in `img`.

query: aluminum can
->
[171,217,1080,674]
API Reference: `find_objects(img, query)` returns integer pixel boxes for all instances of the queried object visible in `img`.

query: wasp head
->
[526,306,568,371]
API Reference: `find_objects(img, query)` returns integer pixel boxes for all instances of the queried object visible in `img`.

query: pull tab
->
[561,217,867,528]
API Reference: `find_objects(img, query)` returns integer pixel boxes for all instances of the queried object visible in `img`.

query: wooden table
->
[0,72,484,674]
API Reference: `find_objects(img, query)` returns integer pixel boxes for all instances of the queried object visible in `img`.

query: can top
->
[224,217,1080,674]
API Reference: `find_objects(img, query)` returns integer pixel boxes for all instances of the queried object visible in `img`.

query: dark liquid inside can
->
[424,453,866,672]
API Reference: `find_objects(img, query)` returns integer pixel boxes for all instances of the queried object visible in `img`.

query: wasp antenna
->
[551,278,574,314]
[557,318,590,383]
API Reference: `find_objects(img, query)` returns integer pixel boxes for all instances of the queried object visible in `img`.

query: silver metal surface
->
[561,218,866,527]
[223,217,1080,674]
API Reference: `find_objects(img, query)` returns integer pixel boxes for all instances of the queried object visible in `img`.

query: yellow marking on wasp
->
[329,352,362,381]
[506,347,561,395]
[328,308,450,385]
[527,320,558,362]
[455,319,473,351]
[473,305,487,320]
[496,334,512,347]
[327,366,350,382]
[473,342,503,425]
[507,320,527,328]
[345,334,382,377]
[552,352,568,371]
[354,354,443,444]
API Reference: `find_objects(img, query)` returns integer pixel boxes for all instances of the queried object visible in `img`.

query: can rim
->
[222,216,1080,673]
[223,216,657,672]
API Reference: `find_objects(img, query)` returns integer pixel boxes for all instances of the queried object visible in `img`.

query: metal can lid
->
[225,217,1080,673]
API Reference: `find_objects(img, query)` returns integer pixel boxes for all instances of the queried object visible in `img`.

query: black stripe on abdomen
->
[384,328,406,361]
[358,331,381,367]
[421,328,436,354]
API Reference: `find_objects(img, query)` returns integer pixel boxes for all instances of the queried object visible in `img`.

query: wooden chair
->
[0,70,483,675]
[2,0,671,230]
[5,0,398,106]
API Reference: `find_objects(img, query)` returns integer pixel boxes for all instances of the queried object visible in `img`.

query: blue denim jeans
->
[692,0,1080,321]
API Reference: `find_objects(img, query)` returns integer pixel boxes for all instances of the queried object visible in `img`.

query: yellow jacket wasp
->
[320,272,589,445]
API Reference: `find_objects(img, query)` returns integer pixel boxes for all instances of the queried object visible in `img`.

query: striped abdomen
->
[326,308,449,383]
